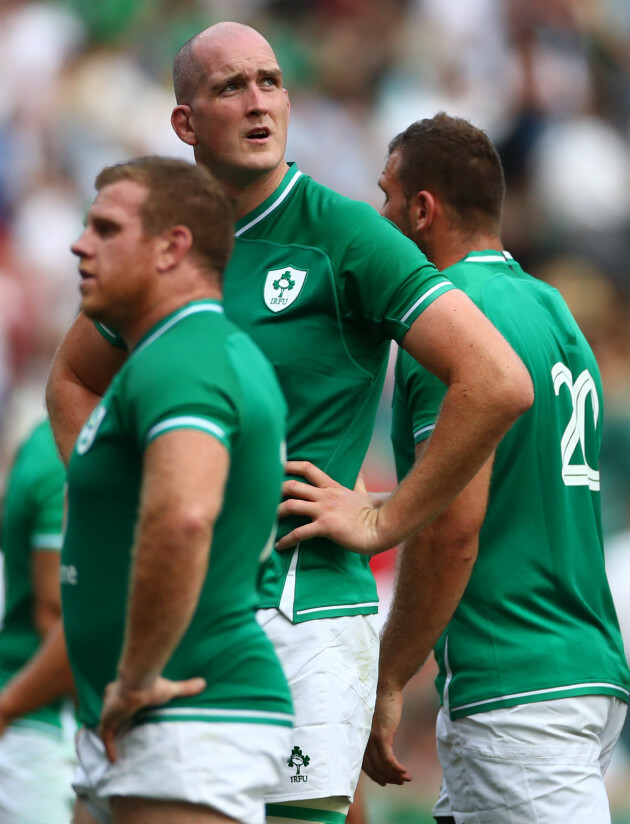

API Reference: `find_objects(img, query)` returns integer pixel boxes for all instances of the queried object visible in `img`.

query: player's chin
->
[243,143,283,166]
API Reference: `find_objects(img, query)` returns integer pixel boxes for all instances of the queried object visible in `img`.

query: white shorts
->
[256,609,379,804]
[433,695,627,824]
[73,720,291,824]
[0,722,76,824]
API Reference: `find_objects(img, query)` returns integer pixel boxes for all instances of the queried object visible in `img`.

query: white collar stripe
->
[134,304,223,356]
[463,252,513,263]
[400,281,454,323]
[236,171,303,237]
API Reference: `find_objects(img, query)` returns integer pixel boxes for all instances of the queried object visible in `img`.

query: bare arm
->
[46,313,127,464]
[363,444,493,786]
[32,550,62,637]
[278,291,531,552]
[98,428,229,761]
[0,550,74,735]
[0,623,74,735]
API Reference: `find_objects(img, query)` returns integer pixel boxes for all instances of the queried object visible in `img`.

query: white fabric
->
[73,720,291,824]
[0,723,76,824]
[433,694,627,824]
[256,610,379,802]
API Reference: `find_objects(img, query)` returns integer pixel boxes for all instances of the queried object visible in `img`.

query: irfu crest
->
[76,405,107,455]
[287,745,310,776]
[264,267,308,313]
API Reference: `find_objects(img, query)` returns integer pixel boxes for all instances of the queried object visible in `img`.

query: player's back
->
[442,254,628,714]
[394,252,630,716]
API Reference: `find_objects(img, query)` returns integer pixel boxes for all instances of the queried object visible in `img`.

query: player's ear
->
[414,190,436,232]
[155,225,193,272]
[171,105,197,146]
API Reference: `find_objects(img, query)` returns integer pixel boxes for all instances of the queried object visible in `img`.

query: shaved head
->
[173,22,276,104]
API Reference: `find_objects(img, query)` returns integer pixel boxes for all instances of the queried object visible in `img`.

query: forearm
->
[378,451,490,692]
[46,364,102,464]
[377,381,516,548]
[46,313,127,464]
[0,621,74,724]
[378,530,477,692]
[117,516,211,690]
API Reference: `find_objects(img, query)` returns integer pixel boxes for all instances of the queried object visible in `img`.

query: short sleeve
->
[122,350,241,454]
[30,435,65,552]
[391,348,447,474]
[335,204,456,343]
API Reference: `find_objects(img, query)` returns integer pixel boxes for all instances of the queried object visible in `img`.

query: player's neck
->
[121,281,223,350]
[432,232,504,271]
[219,161,290,220]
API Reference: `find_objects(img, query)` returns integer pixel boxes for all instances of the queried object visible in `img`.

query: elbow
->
[497,360,534,424]
[34,604,62,639]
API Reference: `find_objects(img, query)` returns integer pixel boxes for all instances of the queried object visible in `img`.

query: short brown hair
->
[95,156,234,275]
[389,112,505,236]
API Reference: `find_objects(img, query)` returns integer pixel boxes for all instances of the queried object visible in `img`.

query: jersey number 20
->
[552,362,600,491]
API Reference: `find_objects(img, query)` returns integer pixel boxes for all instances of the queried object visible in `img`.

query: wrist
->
[372,503,400,554]
[116,666,159,694]
[0,689,21,724]
[376,674,405,697]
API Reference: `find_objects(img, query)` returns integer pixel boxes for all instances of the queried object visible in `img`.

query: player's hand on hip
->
[362,687,411,786]
[98,675,206,763]
[276,461,388,555]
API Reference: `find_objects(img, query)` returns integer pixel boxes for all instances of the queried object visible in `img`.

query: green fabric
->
[266,804,346,823]
[392,251,630,718]
[91,164,456,623]
[63,301,293,729]
[226,163,455,622]
[0,419,65,728]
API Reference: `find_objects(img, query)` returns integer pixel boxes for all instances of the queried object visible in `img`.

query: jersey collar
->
[461,250,513,264]
[235,163,303,238]
[133,300,224,356]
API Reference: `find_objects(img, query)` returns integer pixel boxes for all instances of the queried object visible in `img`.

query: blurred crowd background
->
[1,0,630,821]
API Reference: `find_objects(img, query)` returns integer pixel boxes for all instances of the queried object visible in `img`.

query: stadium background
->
[1,0,630,820]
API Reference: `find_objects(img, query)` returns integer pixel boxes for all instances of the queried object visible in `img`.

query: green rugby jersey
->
[392,251,630,719]
[227,164,453,621]
[0,419,66,732]
[97,164,454,622]
[63,301,293,730]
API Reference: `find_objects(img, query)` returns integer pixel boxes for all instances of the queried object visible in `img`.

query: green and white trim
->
[146,416,229,448]
[135,706,294,728]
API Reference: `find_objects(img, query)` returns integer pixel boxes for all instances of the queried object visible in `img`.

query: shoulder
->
[13,419,61,477]
[298,175,410,242]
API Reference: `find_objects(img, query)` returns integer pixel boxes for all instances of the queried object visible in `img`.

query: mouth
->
[78,268,96,289]
[246,126,271,141]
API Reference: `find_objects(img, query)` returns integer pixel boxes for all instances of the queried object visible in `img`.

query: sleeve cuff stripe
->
[146,416,228,445]
[31,534,63,550]
[400,281,455,323]
[413,424,435,442]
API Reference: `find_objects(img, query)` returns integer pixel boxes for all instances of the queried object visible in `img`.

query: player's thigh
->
[110,796,238,824]
[73,797,104,824]
[436,696,623,824]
